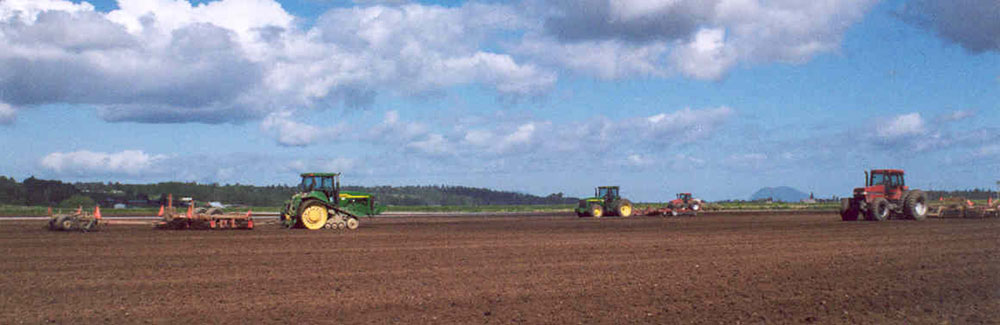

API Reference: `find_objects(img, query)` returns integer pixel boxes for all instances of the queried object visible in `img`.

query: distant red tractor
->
[667,193,702,216]
[840,169,927,221]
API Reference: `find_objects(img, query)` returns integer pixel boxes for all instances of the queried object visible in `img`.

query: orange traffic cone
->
[157,205,164,217]
[47,207,52,216]
[186,204,193,219]
[76,206,82,214]
[989,197,993,207]
[94,206,102,220]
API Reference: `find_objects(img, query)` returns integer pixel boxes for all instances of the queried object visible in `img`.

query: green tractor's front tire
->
[299,201,328,230]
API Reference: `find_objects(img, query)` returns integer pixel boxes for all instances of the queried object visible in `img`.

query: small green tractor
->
[280,173,384,230]
[575,186,634,218]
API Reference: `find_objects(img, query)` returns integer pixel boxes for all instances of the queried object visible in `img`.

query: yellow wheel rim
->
[620,205,632,217]
[592,207,602,217]
[301,205,328,230]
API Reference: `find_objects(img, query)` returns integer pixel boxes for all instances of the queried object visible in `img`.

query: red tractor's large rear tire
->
[903,190,928,221]
[867,198,890,221]
[840,198,859,221]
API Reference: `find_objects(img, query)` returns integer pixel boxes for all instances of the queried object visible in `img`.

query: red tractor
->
[667,193,702,216]
[840,169,927,221]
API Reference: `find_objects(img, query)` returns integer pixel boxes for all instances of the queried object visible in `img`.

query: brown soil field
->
[1,213,998,324]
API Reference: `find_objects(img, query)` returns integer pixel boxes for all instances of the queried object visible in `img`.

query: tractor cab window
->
[870,173,888,186]
[679,193,692,201]
[598,187,609,198]
[889,174,903,187]
[300,177,317,191]
[318,177,334,190]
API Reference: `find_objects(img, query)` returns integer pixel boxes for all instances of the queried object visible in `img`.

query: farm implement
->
[575,186,633,217]
[927,197,999,219]
[636,193,704,216]
[280,173,384,230]
[47,206,102,232]
[155,194,254,230]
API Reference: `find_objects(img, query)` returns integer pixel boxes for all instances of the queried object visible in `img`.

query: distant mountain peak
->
[750,186,809,202]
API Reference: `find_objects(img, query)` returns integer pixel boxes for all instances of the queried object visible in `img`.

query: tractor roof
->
[301,172,341,177]
[871,169,904,174]
[598,186,619,188]
[678,192,692,195]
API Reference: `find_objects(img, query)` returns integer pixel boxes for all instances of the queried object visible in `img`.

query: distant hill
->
[750,186,810,202]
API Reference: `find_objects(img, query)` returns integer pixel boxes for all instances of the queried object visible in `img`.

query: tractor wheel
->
[590,204,604,218]
[840,198,859,221]
[299,201,328,230]
[59,216,75,231]
[346,217,359,230]
[903,190,928,220]
[690,203,700,211]
[618,200,633,217]
[867,198,890,221]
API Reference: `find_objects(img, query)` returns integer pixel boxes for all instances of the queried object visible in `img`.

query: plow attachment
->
[47,206,103,232]
[155,195,254,230]
[927,197,999,219]
[634,206,698,217]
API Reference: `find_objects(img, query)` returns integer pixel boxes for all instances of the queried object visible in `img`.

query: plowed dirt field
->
[2,213,998,324]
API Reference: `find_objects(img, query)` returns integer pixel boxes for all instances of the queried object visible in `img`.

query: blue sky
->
[0,0,997,201]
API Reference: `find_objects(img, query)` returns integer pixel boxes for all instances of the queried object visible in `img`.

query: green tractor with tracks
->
[280,173,384,230]
[575,186,634,218]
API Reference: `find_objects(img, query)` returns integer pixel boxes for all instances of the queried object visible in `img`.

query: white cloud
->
[671,28,737,80]
[520,0,878,80]
[0,102,15,124]
[0,0,554,124]
[40,150,166,175]
[370,110,429,142]
[642,106,735,143]
[260,111,341,147]
[877,113,926,140]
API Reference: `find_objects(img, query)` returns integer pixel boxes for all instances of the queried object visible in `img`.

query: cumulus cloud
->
[0,0,554,124]
[40,150,166,176]
[260,111,341,147]
[900,0,1000,53]
[519,0,878,80]
[0,102,15,124]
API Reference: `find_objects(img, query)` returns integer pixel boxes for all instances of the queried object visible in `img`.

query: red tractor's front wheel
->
[867,198,890,221]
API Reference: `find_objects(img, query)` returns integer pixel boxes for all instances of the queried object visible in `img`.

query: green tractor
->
[280,173,385,230]
[574,186,634,218]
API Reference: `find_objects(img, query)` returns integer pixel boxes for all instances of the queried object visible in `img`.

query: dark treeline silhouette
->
[0,176,578,207]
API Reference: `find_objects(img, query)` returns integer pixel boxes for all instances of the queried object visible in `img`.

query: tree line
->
[0,176,579,207]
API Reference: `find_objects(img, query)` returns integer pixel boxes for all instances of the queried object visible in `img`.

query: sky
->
[0,0,997,201]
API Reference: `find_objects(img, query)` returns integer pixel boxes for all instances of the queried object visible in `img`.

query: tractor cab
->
[677,193,693,203]
[596,186,620,202]
[300,173,341,203]
[858,169,907,201]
